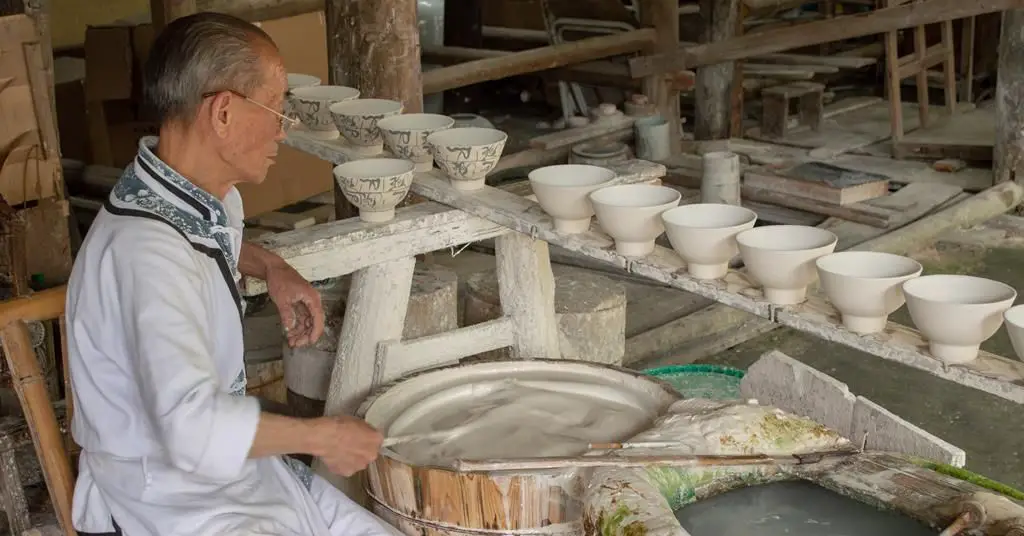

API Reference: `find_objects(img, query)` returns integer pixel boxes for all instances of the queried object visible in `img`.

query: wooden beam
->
[150,0,197,29]
[694,0,741,140]
[640,0,683,148]
[420,46,695,91]
[200,0,321,23]
[995,9,1024,184]
[628,0,1024,77]
[422,28,658,95]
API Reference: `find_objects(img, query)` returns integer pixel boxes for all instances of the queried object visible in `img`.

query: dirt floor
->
[698,235,1024,490]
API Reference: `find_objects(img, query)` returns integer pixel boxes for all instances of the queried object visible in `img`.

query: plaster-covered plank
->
[741,350,856,437]
[241,203,509,295]
[851,396,967,467]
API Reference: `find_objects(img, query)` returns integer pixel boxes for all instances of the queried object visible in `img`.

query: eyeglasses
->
[202,89,299,133]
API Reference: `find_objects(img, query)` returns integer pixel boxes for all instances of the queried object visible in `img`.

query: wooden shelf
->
[282,130,1024,405]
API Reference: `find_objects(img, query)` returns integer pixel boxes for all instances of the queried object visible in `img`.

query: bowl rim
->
[661,203,757,229]
[377,113,455,132]
[290,84,360,101]
[426,127,508,146]
[735,224,838,251]
[815,251,924,281]
[902,274,1018,306]
[528,164,617,188]
[332,157,416,178]
[329,98,404,115]
[1004,303,1024,325]
[588,184,682,207]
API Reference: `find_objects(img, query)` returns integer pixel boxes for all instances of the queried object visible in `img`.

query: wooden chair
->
[881,0,958,158]
[0,287,76,536]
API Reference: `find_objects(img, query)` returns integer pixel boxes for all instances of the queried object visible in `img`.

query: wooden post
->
[694,0,740,140]
[639,0,682,151]
[325,0,423,218]
[442,0,483,114]
[150,0,197,30]
[995,9,1024,185]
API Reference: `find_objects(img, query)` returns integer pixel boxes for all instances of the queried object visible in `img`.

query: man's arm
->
[238,241,286,280]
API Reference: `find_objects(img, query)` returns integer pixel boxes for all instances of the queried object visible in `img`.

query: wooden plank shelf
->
[281,130,1024,405]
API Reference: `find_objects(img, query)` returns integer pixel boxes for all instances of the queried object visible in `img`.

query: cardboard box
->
[82,12,334,217]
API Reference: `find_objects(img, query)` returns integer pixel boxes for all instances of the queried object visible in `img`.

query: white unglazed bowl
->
[589,184,682,257]
[816,251,923,334]
[529,164,617,234]
[736,225,838,305]
[661,203,757,280]
[903,275,1017,364]
[1003,304,1024,362]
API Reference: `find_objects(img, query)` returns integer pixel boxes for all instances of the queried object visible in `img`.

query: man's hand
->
[265,262,325,347]
[308,415,384,477]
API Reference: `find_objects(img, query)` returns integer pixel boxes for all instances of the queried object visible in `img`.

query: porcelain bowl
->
[378,114,455,172]
[332,158,415,223]
[329,99,404,155]
[661,203,757,280]
[589,184,682,257]
[528,164,617,234]
[426,127,508,191]
[284,74,321,116]
[288,85,360,138]
[815,251,923,334]
[903,275,1017,364]
[1003,305,1024,361]
[736,225,838,305]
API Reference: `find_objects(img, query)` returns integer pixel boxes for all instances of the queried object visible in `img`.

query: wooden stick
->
[199,0,321,23]
[628,0,1024,76]
[0,286,67,326]
[423,29,658,94]
[452,449,858,472]
[1,321,76,536]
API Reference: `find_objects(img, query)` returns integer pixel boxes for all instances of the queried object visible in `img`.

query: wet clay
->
[387,378,659,466]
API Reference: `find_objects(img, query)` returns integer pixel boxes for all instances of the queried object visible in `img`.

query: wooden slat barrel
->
[357,359,680,536]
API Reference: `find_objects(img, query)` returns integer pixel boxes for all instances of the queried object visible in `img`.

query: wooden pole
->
[422,29,657,95]
[995,9,1024,185]
[442,0,483,114]
[639,0,682,150]
[627,0,1024,77]
[150,0,197,30]
[694,0,740,140]
[325,0,422,218]
[1,321,76,536]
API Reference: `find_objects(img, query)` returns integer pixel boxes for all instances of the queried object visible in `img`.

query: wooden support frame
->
[626,0,1024,77]
[995,9,1024,185]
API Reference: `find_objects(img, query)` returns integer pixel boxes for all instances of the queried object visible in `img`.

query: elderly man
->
[65,12,401,536]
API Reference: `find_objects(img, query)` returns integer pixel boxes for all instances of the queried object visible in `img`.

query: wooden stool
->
[463,267,627,365]
[760,82,825,139]
[284,264,458,417]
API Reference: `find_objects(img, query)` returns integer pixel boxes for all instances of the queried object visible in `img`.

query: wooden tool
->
[382,424,473,448]
[450,448,859,473]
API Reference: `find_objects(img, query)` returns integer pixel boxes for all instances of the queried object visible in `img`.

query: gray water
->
[675,480,935,536]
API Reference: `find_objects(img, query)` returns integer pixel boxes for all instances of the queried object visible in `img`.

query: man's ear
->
[207,91,233,138]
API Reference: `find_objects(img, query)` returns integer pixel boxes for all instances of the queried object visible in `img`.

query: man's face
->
[214,50,288,185]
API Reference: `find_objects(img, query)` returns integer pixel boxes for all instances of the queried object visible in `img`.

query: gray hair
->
[142,12,277,125]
